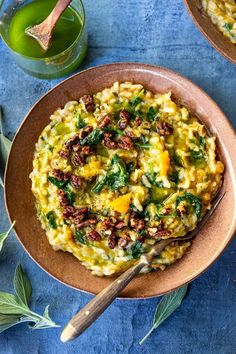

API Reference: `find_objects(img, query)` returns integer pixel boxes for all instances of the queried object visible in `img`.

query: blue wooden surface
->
[0,1,236,353]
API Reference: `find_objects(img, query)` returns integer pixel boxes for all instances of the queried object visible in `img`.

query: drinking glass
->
[0,0,87,79]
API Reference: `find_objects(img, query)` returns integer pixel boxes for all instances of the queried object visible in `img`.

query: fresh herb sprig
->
[0,106,12,188]
[139,285,188,344]
[0,265,59,334]
[0,221,15,252]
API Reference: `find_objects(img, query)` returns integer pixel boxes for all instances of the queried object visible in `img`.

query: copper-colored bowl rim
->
[4,63,236,299]
[183,0,236,65]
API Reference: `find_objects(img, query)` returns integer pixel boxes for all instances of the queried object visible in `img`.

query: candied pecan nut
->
[72,143,81,152]
[118,110,131,130]
[118,233,131,248]
[79,125,93,140]
[125,130,135,138]
[58,149,70,159]
[76,219,97,229]
[118,238,130,248]
[72,153,85,167]
[81,95,95,113]
[157,122,173,136]
[72,213,85,225]
[103,217,117,229]
[134,116,142,126]
[58,190,70,206]
[81,146,92,155]
[130,214,145,231]
[88,230,102,241]
[103,131,113,139]
[70,175,83,189]
[102,135,117,149]
[98,115,111,128]
[149,229,171,239]
[108,233,117,249]
[63,206,76,218]
[117,136,133,150]
[73,207,89,215]
[52,169,71,181]
[115,221,126,229]
[64,135,80,149]
[120,110,131,121]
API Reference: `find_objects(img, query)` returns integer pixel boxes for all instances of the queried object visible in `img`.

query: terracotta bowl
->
[183,0,236,65]
[5,63,236,298]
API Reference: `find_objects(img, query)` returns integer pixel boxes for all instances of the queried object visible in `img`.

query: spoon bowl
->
[25,0,72,51]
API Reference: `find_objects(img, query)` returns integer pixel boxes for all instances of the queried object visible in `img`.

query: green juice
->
[8,0,82,58]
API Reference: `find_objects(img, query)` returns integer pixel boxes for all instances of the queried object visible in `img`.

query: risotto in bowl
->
[30,81,224,277]
[5,64,236,297]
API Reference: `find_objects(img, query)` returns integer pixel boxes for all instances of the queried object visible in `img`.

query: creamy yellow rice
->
[202,0,236,43]
[30,82,224,276]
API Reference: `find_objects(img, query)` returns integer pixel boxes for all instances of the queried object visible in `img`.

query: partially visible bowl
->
[183,0,236,65]
[4,63,236,298]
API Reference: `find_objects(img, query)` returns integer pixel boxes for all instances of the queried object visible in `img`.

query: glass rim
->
[0,0,86,61]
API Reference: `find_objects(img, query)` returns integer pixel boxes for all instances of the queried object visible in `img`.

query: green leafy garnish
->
[75,230,87,245]
[130,96,142,107]
[135,143,152,149]
[63,184,76,204]
[130,241,143,259]
[199,136,206,149]
[0,221,15,252]
[0,106,12,188]
[127,161,135,174]
[171,151,184,167]
[48,177,75,205]
[176,192,202,219]
[139,284,188,344]
[135,136,152,149]
[0,265,59,333]
[92,175,107,194]
[80,129,103,146]
[224,23,233,32]
[46,211,57,229]
[189,149,205,164]
[47,176,68,189]
[75,111,85,129]
[169,170,179,184]
[92,155,129,194]
[146,106,159,122]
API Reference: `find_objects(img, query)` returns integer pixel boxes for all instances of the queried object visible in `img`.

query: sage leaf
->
[0,314,20,334]
[0,264,59,334]
[0,221,15,252]
[0,292,26,315]
[14,264,32,306]
[0,106,12,187]
[139,284,188,345]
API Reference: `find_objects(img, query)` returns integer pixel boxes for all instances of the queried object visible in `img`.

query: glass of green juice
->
[0,0,87,79]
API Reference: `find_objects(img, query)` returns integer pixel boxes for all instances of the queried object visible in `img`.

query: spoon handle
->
[47,0,72,29]
[60,260,147,342]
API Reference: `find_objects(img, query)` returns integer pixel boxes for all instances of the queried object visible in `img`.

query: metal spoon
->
[25,0,72,51]
[61,191,225,342]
